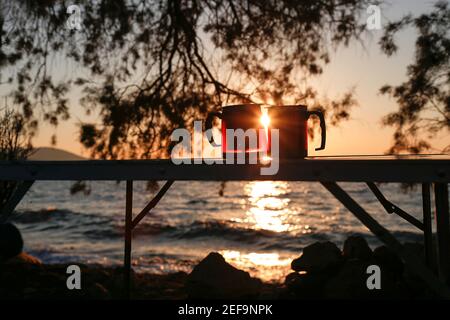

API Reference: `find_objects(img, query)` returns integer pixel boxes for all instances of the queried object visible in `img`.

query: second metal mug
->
[268,105,326,159]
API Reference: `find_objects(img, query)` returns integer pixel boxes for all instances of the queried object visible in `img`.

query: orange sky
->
[7,1,450,157]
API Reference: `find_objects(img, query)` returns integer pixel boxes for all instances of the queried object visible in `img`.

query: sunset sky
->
[7,0,450,157]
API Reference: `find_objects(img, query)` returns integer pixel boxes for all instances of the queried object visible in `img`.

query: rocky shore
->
[0,224,441,299]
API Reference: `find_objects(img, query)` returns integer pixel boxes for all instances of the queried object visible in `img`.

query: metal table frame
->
[1,156,449,297]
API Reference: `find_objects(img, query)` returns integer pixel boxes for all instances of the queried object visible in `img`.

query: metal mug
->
[205,104,267,156]
[268,105,326,159]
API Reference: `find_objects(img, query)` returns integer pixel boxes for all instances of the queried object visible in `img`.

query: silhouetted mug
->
[205,104,268,157]
[268,105,326,158]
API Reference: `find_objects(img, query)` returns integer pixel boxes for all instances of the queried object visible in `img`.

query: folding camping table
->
[1,155,449,296]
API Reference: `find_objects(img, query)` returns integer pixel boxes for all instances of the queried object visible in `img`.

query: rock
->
[23,287,37,295]
[5,252,42,265]
[0,223,23,261]
[185,252,262,299]
[285,272,328,298]
[324,259,372,299]
[403,242,425,262]
[291,241,342,273]
[343,235,372,261]
[401,242,435,298]
[35,270,65,287]
[285,272,302,286]
[371,245,405,296]
[87,282,110,299]
[373,246,404,280]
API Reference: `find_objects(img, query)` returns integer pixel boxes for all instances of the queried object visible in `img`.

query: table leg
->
[124,180,133,298]
[434,183,450,282]
[0,180,34,223]
[321,181,450,297]
[422,183,433,268]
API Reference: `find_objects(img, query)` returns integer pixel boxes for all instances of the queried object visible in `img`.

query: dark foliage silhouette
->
[0,108,31,216]
[379,1,449,153]
[0,0,373,158]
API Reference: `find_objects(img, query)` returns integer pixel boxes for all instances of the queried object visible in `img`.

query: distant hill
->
[28,147,86,161]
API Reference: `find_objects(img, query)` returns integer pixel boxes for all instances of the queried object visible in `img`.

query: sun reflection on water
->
[220,250,294,282]
[244,181,292,233]
[218,181,297,281]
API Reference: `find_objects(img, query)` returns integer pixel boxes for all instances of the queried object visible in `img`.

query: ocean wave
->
[169,220,280,242]
[12,208,119,239]
[133,220,326,252]
[186,199,208,205]
[13,208,113,225]
[12,209,424,253]
[126,219,424,253]
[12,208,74,223]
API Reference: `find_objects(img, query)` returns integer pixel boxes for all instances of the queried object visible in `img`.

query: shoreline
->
[0,259,281,299]
[0,235,441,299]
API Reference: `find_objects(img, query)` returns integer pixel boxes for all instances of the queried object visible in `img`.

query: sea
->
[14,180,431,282]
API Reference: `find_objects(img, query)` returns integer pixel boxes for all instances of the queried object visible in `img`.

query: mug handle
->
[205,112,222,147]
[307,110,326,151]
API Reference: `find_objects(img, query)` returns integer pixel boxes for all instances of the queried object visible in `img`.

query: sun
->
[260,113,270,127]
